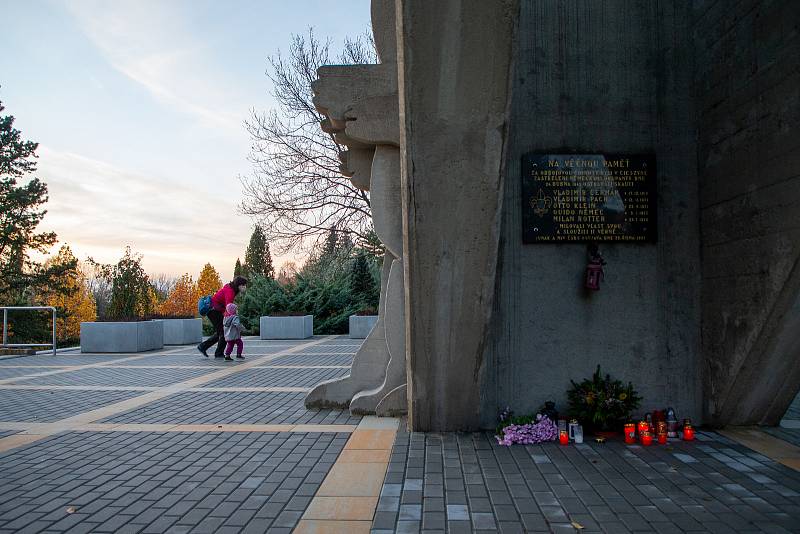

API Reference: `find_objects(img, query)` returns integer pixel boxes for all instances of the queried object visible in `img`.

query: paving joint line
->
[0,336,339,452]
[0,345,190,385]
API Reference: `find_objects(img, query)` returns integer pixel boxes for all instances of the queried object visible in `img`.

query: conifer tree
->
[244,226,274,278]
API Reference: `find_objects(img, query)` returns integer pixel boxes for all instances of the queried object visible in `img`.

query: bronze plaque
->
[521,154,657,243]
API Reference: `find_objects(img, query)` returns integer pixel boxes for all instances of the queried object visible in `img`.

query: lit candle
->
[559,430,569,445]
[682,419,695,441]
[640,431,653,446]
[637,420,649,436]
[656,421,668,444]
[624,423,636,444]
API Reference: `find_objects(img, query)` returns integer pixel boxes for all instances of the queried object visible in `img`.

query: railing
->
[1,306,57,356]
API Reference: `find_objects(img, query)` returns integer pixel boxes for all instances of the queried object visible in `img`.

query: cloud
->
[64,0,241,131]
[35,146,258,278]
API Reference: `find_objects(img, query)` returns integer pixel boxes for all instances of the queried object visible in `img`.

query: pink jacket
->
[211,284,235,312]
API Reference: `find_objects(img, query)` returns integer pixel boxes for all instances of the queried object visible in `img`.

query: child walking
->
[223,303,244,361]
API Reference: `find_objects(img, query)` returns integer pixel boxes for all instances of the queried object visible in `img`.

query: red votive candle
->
[657,433,667,444]
[682,419,695,441]
[624,423,636,444]
[637,420,649,436]
[559,430,569,445]
[640,431,653,446]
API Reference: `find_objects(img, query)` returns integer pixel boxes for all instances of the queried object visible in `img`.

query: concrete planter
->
[153,318,203,345]
[80,321,164,353]
[349,315,378,339]
[260,315,313,340]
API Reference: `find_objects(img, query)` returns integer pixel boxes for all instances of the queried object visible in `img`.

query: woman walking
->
[198,276,248,358]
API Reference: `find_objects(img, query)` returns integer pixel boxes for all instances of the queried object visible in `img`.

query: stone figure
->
[304,0,406,416]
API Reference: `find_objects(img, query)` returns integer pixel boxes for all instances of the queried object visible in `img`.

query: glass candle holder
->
[559,430,569,445]
[640,431,653,446]
[624,423,636,444]
[682,419,695,441]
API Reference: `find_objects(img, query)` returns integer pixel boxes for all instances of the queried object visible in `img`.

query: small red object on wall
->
[584,243,606,291]
[624,423,636,444]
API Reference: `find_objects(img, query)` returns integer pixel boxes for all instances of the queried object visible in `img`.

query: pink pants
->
[225,339,243,356]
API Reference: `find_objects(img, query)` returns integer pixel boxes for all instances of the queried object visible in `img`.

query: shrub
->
[567,365,641,431]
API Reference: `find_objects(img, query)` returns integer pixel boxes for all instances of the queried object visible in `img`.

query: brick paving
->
[372,427,800,533]
[99,391,361,426]
[13,367,218,387]
[0,336,361,533]
[0,336,799,533]
[0,430,348,533]
[0,389,147,422]
[204,367,351,388]
[765,393,800,449]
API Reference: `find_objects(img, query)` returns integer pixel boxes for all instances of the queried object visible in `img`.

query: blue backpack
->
[198,295,213,316]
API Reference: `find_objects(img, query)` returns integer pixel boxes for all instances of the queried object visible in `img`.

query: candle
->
[640,431,653,446]
[624,423,636,444]
[682,419,695,441]
[656,421,668,444]
[559,430,569,445]
[637,420,649,436]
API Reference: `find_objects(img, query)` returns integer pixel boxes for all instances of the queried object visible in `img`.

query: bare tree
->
[240,28,378,255]
[150,273,177,302]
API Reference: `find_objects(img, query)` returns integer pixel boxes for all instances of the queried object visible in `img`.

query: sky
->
[1,0,371,281]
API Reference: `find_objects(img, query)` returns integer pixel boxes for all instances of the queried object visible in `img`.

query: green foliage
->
[90,247,155,321]
[567,365,641,431]
[234,258,243,277]
[235,231,381,335]
[244,226,274,278]
[350,253,378,310]
[0,99,76,302]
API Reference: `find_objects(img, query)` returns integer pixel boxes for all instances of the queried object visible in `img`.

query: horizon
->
[1,0,371,281]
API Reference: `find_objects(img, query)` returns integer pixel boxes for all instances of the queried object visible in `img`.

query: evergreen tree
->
[244,226,274,278]
[322,226,338,258]
[350,253,373,305]
[0,99,76,301]
[234,258,243,277]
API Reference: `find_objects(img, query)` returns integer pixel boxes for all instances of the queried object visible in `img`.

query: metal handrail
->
[1,306,57,356]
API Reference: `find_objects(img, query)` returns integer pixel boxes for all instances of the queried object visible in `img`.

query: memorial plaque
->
[521,153,657,243]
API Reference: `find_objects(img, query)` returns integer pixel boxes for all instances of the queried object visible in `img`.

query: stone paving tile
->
[12,367,218,387]
[0,389,147,422]
[0,367,67,380]
[204,367,351,388]
[764,393,800,448]
[0,430,17,439]
[0,430,348,533]
[372,426,800,533]
[296,345,363,354]
[0,354,134,367]
[99,391,361,425]
[268,353,354,366]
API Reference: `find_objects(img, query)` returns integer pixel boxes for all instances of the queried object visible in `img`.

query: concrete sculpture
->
[304,0,406,416]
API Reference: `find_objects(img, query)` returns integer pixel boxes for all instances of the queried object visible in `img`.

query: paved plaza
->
[0,337,798,533]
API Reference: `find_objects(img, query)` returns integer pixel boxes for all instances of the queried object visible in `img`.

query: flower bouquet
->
[495,407,558,446]
[567,365,641,432]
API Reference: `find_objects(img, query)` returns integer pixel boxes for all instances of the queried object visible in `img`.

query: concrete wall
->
[695,0,800,426]
[480,1,702,427]
[80,321,164,353]
[260,316,313,340]
[157,318,203,345]
[398,0,518,431]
